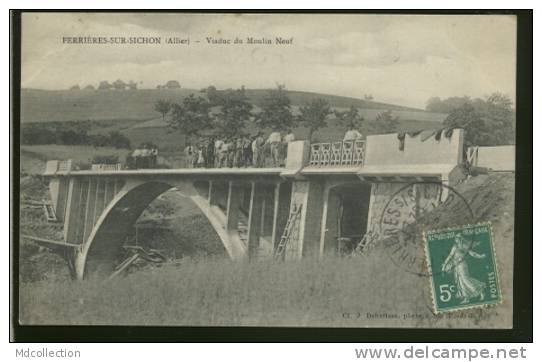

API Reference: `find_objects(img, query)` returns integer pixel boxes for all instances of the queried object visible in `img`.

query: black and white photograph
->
[10,10,532,343]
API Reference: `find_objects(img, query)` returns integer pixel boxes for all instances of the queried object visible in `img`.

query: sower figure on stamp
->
[441,234,486,304]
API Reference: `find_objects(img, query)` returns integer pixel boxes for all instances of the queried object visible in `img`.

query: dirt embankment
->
[413,173,515,243]
[19,175,70,282]
[364,172,515,328]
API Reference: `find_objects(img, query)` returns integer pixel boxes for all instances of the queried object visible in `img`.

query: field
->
[18,256,431,327]
[20,87,447,158]
[21,88,446,124]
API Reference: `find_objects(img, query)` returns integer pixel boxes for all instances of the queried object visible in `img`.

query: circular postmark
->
[377,181,477,278]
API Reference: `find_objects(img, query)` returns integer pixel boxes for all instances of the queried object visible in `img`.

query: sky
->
[21,13,517,109]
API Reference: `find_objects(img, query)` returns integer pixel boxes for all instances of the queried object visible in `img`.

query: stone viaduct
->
[42,129,465,279]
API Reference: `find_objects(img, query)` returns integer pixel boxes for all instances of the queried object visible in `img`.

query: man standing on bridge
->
[252,132,265,167]
[205,137,215,168]
[215,138,226,167]
[234,137,244,167]
[282,129,296,165]
[266,130,282,167]
[242,136,253,167]
[343,125,363,142]
[184,142,195,168]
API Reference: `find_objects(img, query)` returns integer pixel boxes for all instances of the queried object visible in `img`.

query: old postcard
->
[16,12,518,330]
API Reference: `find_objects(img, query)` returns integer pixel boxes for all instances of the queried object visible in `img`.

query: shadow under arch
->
[321,180,372,256]
[75,180,175,279]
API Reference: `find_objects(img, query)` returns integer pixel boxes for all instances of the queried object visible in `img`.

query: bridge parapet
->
[45,159,73,175]
[308,140,365,168]
[364,129,463,167]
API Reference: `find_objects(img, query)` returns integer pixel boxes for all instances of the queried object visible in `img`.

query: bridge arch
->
[74,179,242,279]
[319,180,372,256]
[75,180,173,279]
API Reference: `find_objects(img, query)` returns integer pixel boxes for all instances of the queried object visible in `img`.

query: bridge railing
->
[91,163,123,171]
[309,140,365,167]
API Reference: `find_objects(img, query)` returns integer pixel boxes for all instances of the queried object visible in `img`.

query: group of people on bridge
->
[124,126,364,170]
[126,144,159,169]
[184,130,296,168]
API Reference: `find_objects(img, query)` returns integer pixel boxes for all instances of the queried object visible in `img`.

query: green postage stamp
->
[424,222,502,313]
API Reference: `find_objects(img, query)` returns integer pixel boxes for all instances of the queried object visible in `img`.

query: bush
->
[73,160,91,170]
[92,155,119,164]
[21,125,57,145]
[21,122,132,150]
[108,131,131,149]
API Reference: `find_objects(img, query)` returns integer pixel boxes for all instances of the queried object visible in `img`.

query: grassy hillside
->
[21,88,446,123]
[21,88,195,123]
[21,87,447,155]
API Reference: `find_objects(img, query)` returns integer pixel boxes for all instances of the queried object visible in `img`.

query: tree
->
[165,80,181,89]
[59,129,89,145]
[425,96,442,112]
[442,103,486,147]
[368,110,399,134]
[426,96,472,113]
[256,85,294,131]
[335,105,364,130]
[297,98,332,141]
[83,84,95,91]
[21,125,57,145]
[127,80,138,90]
[202,85,222,105]
[112,79,126,90]
[69,84,80,91]
[480,92,515,145]
[168,94,213,137]
[98,81,112,90]
[89,134,109,148]
[443,92,515,147]
[108,131,131,149]
[154,100,172,122]
[92,155,119,164]
[215,87,253,138]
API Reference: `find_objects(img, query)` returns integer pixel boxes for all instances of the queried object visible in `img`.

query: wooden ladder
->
[274,204,302,260]
[43,203,58,222]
